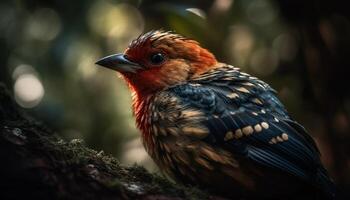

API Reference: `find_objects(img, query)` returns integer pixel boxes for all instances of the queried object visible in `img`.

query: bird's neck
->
[131,91,157,152]
[132,91,153,131]
[132,91,150,123]
[189,47,218,77]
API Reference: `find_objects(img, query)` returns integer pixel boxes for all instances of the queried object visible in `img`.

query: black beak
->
[96,53,142,73]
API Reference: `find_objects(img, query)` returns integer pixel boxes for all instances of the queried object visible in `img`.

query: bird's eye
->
[150,53,165,65]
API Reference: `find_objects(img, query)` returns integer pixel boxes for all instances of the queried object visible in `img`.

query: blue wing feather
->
[166,68,334,197]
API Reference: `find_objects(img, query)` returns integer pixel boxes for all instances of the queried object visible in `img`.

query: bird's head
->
[96,30,217,96]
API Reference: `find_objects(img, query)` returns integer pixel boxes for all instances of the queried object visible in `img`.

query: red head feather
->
[121,30,218,96]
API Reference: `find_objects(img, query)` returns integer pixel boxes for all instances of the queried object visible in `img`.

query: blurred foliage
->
[0,0,350,198]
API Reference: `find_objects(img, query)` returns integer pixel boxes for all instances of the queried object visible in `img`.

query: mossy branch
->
[0,83,226,200]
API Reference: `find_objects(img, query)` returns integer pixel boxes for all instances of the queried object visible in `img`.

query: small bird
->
[96,30,335,199]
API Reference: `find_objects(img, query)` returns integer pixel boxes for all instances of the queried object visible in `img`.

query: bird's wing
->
[162,78,333,195]
[168,83,318,176]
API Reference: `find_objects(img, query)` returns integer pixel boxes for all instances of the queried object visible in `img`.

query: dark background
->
[0,0,349,198]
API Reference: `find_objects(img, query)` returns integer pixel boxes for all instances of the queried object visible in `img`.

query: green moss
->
[28,125,210,199]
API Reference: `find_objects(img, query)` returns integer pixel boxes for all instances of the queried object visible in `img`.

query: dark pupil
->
[150,53,164,64]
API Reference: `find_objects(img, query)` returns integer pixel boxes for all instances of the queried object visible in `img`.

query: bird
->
[96,30,335,199]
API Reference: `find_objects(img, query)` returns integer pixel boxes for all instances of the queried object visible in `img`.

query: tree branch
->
[0,83,221,200]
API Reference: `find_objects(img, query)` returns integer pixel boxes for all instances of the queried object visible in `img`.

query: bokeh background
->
[0,0,349,198]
